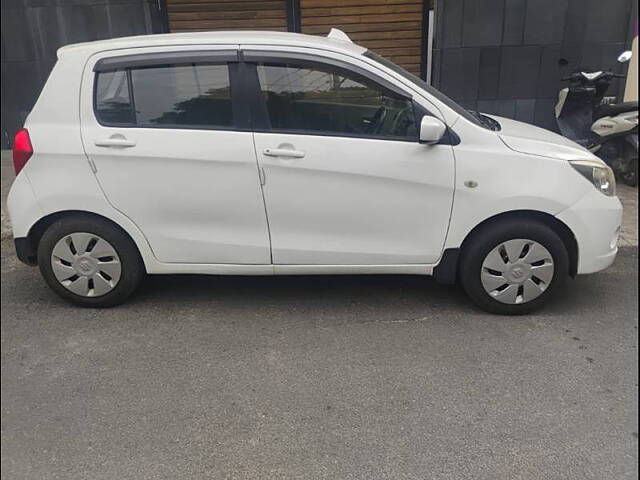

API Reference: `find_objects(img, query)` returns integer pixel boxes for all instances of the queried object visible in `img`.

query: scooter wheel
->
[621,160,638,187]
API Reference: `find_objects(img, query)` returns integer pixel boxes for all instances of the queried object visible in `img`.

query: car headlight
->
[569,160,616,196]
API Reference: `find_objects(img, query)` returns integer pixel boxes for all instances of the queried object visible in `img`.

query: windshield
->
[364,51,499,130]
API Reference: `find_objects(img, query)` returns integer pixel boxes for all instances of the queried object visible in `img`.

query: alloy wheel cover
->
[480,238,555,305]
[50,232,122,297]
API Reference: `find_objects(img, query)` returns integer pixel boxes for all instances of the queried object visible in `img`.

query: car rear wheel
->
[37,215,145,307]
[459,219,569,315]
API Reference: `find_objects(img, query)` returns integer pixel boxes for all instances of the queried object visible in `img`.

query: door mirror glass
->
[618,50,633,63]
[419,116,446,144]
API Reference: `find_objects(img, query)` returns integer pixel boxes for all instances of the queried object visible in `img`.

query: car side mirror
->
[618,50,633,63]
[419,116,447,144]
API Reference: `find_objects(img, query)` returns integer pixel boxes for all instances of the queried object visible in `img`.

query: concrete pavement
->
[1,240,638,479]
[1,151,13,239]
[1,146,638,478]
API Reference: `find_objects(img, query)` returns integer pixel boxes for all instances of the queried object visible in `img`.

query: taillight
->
[13,128,33,175]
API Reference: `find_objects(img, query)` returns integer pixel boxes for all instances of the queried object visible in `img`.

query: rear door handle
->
[263,147,305,158]
[94,138,136,148]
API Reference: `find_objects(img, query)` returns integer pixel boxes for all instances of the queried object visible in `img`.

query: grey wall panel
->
[478,99,517,118]
[515,99,536,124]
[478,47,501,100]
[439,48,480,100]
[1,0,165,147]
[28,7,69,63]
[498,46,542,99]
[534,99,558,131]
[431,48,442,87]
[432,0,634,130]
[462,0,504,47]
[523,0,569,45]
[438,0,464,48]
[563,0,588,45]
[502,0,526,46]
[1,8,37,62]
[584,0,633,43]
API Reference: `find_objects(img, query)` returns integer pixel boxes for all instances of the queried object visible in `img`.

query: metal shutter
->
[300,0,424,75]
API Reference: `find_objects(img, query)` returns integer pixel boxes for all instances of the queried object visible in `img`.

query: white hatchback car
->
[8,29,622,314]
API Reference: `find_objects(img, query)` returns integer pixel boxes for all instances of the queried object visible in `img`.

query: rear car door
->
[244,50,456,265]
[80,48,271,264]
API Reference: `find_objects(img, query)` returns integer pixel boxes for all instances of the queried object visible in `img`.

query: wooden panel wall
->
[300,0,424,75]
[167,0,288,32]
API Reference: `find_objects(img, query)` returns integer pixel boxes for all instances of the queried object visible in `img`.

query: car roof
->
[57,30,368,58]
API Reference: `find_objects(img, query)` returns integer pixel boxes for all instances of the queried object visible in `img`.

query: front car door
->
[244,49,456,265]
[80,47,271,264]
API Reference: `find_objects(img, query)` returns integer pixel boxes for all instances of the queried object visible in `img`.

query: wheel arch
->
[461,210,578,276]
[20,210,149,271]
[435,210,579,283]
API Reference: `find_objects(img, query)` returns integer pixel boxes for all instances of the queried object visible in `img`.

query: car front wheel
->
[459,219,569,315]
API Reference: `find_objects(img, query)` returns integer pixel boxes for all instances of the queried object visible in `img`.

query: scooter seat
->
[594,101,638,120]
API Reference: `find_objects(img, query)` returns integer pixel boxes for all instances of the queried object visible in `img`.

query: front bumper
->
[556,188,623,274]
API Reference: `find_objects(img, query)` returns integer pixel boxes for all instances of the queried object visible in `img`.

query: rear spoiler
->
[326,28,353,44]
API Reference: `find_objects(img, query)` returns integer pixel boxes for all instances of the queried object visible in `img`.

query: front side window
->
[256,62,418,140]
[94,63,233,129]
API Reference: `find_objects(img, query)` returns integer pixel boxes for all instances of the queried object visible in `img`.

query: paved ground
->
[1,150,638,478]
[1,151,13,239]
[1,241,638,479]
[619,183,639,246]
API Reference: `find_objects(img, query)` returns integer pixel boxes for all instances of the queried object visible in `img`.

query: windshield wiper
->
[468,110,501,131]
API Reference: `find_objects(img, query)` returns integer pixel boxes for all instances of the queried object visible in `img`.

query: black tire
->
[37,215,145,307]
[459,219,569,315]
[621,159,638,187]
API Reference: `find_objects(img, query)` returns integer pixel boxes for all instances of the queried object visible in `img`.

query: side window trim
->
[242,50,411,101]
[242,62,271,131]
[125,68,137,125]
[93,50,239,72]
[228,62,251,130]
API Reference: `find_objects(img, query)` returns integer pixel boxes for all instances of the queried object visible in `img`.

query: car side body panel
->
[7,32,622,280]
[80,46,272,265]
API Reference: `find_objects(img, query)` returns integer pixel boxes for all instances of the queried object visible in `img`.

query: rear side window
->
[94,63,233,129]
[95,70,133,125]
[255,62,418,140]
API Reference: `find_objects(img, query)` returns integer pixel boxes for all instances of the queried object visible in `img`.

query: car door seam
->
[251,133,274,265]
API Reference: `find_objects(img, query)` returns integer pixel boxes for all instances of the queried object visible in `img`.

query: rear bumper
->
[556,189,623,274]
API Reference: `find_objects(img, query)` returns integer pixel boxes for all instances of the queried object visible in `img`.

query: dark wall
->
[432,0,637,130]
[1,0,166,147]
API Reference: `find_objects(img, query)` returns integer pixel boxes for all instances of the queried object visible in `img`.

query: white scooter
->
[555,51,638,186]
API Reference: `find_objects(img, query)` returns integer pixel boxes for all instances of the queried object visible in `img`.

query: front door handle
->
[94,138,136,148]
[263,147,305,158]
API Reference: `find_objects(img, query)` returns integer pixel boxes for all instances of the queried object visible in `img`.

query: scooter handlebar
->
[561,71,626,82]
